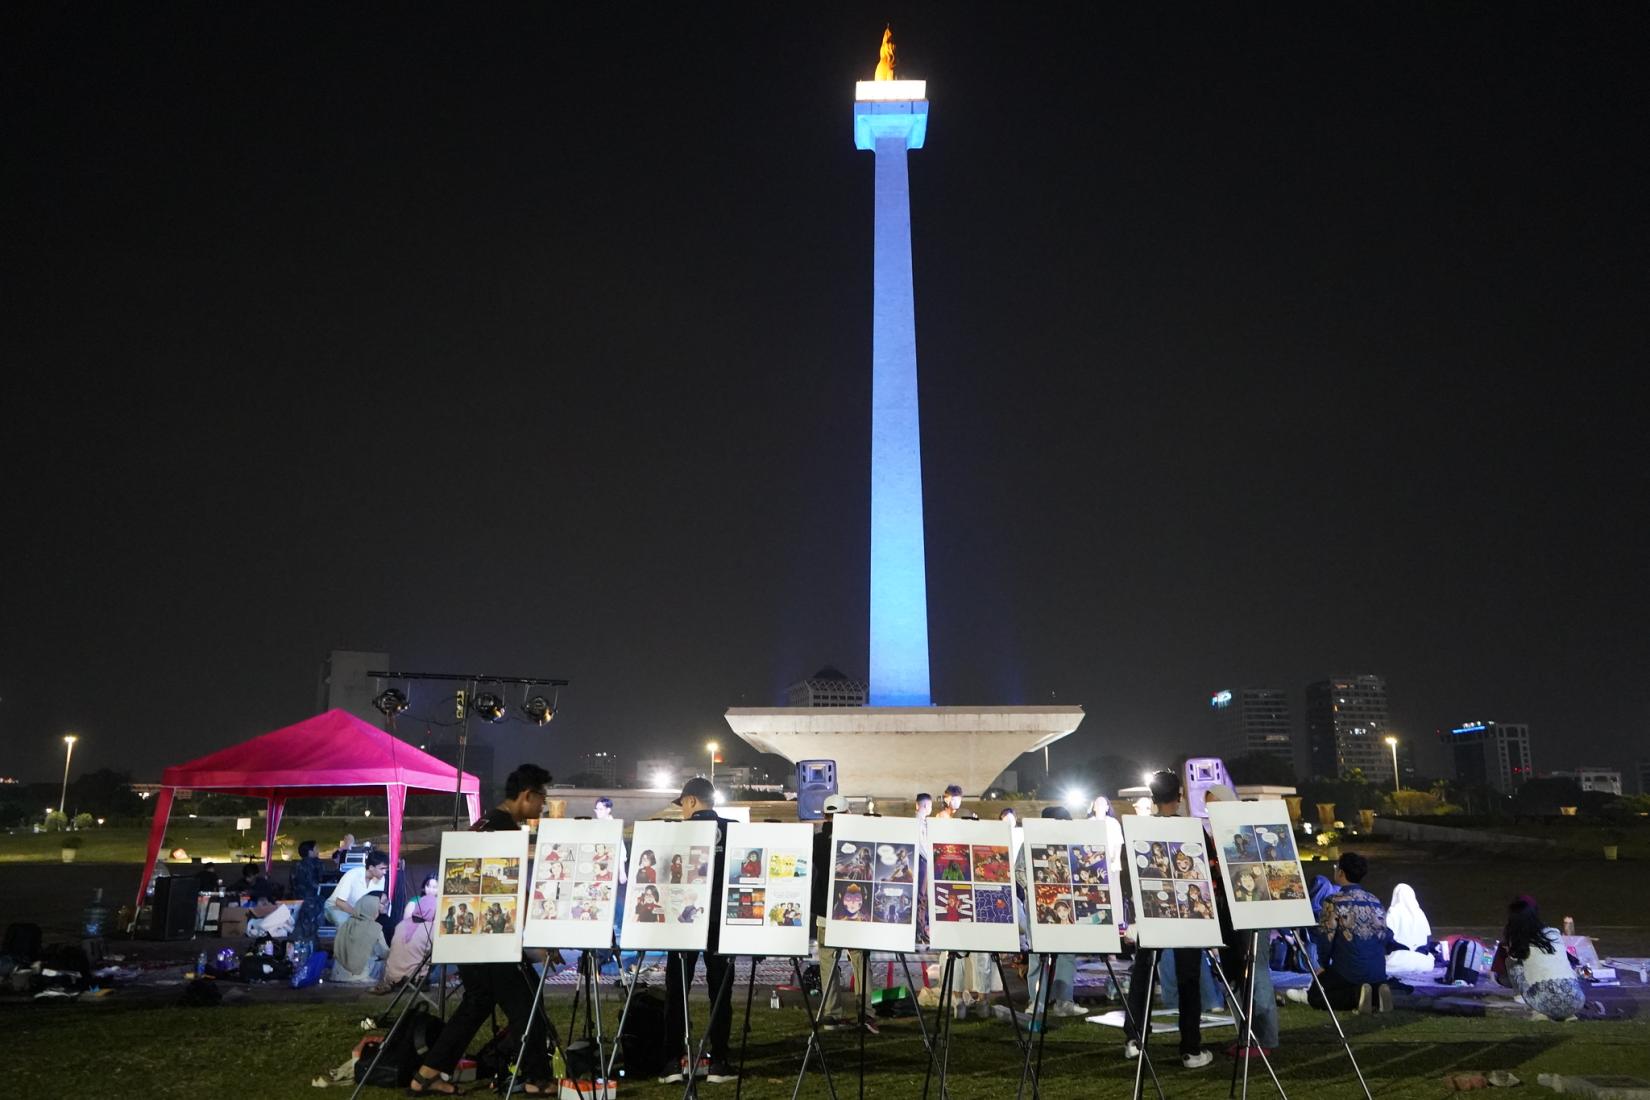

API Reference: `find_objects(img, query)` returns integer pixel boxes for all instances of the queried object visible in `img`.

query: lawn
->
[7,985,1648,1099]
[0,820,444,865]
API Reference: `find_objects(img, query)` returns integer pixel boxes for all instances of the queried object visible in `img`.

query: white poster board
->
[822,814,919,953]
[1203,800,1313,931]
[524,818,625,949]
[619,819,719,952]
[1120,815,1222,949]
[1021,816,1124,955]
[432,829,530,963]
[718,821,814,957]
[925,817,1019,952]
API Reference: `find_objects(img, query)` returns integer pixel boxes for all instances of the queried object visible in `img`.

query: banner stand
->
[602,950,652,1082]
[1202,946,1286,1100]
[788,956,841,1100]
[1102,956,1165,1100]
[1284,929,1374,1100]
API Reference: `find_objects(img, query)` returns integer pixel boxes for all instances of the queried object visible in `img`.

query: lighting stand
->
[1284,929,1374,1100]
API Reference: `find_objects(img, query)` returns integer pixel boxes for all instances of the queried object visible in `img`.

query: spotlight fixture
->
[521,695,556,726]
[473,692,507,723]
[373,688,410,717]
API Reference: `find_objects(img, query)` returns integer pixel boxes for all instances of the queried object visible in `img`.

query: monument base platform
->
[724,705,1083,799]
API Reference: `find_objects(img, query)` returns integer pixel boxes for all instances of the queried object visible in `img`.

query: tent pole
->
[132,787,177,929]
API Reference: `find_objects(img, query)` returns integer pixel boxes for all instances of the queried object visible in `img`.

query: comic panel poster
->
[1120,814,1223,949]
[822,814,919,953]
[925,817,1019,952]
[1019,816,1123,955]
[432,828,530,963]
[717,821,813,956]
[1203,799,1313,931]
[619,819,720,952]
[523,817,625,949]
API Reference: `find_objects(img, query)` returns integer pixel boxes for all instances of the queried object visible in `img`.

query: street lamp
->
[706,741,719,786]
[59,735,78,814]
[1385,736,1401,795]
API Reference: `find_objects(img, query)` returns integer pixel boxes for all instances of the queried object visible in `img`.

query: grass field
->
[7,985,1648,1099]
[0,820,442,865]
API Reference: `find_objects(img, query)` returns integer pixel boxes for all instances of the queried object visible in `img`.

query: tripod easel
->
[1284,928,1374,1100]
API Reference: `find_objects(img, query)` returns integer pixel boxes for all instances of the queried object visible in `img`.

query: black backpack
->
[355,1003,445,1088]
[618,986,670,1078]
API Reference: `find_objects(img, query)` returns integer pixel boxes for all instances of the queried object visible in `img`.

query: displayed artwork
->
[925,817,1019,952]
[619,819,720,952]
[822,814,919,953]
[1203,799,1314,931]
[523,818,625,950]
[1019,816,1123,955]
[716,821,814,956]
[432,828,531,963]
[1120,815,1223,949]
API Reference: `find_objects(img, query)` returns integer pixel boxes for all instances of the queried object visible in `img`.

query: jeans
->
[1156,949,1223,1013]
[815,918,868,1021]
[423,961,553,1079]
[1220,933,1279,1048]
[1026,953,1075,1007]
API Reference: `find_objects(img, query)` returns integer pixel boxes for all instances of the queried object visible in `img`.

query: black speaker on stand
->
[141,877,199,941]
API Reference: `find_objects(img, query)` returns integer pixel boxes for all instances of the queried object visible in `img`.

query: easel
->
[347,936,441,1100]
[604,949,652,1081]
[1202,939,1287,1100]
[565,949,609,1072]
[918,951,963,1100]
[1283,928,1374,1100]
[788,956,841,1100]
[1127,950,1174,1100]
[679,952,739,1100]
[1102,955,1165,1100]
[504,953,566,1100]
[1011,953,1051,1100]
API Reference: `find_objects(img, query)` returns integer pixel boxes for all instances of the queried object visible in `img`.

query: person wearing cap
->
[661,776,739,1085]
[810,793,878,1033]
[1120,770,1213,1070]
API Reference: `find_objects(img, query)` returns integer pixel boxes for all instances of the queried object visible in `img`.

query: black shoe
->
[704,1060,739,1084]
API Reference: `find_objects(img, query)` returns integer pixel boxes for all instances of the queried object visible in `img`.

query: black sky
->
[3,4,1647,789]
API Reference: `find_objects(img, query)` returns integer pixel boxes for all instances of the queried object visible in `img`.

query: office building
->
[1210,688,1295,768]
[1443,721,1532,794]
[1551,767,1622,796]
[1305,675,1393,782]
[317,650,390,728]
[578,751,620,786]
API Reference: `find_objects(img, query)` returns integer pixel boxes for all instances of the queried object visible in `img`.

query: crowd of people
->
[189,763,1599,1093]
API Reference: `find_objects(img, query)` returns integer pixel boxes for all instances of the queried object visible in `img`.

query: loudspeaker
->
[795,759,837,822]
[142,877,199,941]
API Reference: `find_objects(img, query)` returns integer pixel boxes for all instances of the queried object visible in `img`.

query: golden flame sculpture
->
[875,26,896,81]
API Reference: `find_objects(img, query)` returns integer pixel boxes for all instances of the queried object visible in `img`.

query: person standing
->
[1286,851,1391,1013]
[1122,770,1212,1069]
[660,776,739,1085]
[411,765,557,1097]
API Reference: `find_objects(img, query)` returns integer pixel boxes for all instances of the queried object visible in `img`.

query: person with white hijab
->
[1385,883,1437,976]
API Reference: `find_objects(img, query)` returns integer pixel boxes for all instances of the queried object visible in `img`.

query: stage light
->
[374,688,409,718]
[473,692,506,723]
[1064,789,1088,808]
[521,695,556,726]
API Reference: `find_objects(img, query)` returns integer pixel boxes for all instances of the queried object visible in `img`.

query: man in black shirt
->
[411,764,555,1096]
[661,776,739,1086]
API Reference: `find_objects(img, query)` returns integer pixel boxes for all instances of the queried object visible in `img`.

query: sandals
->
[406,1070,465,1096]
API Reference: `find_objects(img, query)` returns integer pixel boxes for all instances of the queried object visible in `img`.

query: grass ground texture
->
[7,985,1649,1100]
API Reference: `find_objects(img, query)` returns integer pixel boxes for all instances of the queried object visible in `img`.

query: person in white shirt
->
[325,851,388,926]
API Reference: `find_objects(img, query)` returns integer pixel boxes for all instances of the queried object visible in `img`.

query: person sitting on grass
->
[1286,851,1391,1014]
[330,893,389,983]
[1502,895,1585,1022]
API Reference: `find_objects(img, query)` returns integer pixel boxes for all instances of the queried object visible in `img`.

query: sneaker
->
[819,1016,847,1032]
[1182,1050,1214,1069]
[1376,983,1393,1014]
[1051,1000,1087,1018]
[1124,1039,1142,1060]
[704,1060,738,1084]
[1283,988,1310,1005]
[858,1015,881,1035]
[1356,984,1374,1014]
[659,1057,688,1084]
[1224,1043,1275,1059]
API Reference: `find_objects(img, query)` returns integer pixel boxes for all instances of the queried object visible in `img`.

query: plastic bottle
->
[195,952,207,977]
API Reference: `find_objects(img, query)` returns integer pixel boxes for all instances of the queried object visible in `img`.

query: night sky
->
[4,5,1646,790]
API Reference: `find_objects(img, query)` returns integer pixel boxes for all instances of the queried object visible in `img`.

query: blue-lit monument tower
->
[857,72,932,707]
[726,32,1084,799]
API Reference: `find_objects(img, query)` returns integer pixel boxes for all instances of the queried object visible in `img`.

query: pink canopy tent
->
[134,709,481,916]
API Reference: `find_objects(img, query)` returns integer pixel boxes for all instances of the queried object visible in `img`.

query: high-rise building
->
[1550,767,1622,795]
[786,666,869,708]
[1305,675,1393,781]
[1210,688,1295,767]
[1637,759,1650,796]
[1442,721,1532,794]
[578,751,620,786]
